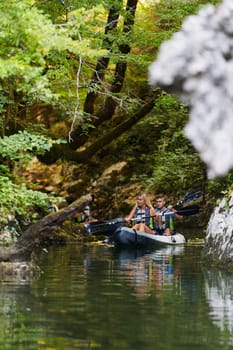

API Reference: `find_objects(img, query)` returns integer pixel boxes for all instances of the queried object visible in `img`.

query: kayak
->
[83,202,200,237]
[113,226,186,247]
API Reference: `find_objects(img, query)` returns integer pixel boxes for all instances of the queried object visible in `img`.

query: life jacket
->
[154,207,174,233]
[76,206,91,223]
[134,206,153,228]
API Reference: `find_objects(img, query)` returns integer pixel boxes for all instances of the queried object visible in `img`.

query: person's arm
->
[167,205,183,220]
[125,205,137,224]
[174,212,183,220]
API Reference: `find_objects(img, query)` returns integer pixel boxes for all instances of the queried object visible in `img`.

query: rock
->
[204,194,233,266]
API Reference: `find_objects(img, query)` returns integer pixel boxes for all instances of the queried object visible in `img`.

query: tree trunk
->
[69,0,138,150]
[73,96,157,161]
[39,91,158,165]
[83,2,122,116]
[0,194,93,262]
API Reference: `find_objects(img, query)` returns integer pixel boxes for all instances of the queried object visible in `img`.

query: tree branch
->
[72,95,157,161]
[0,194,93,262]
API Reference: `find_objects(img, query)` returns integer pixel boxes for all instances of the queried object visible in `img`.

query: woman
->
[125,193,157,234]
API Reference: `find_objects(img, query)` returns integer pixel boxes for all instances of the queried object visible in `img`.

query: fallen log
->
[0,194,93,262]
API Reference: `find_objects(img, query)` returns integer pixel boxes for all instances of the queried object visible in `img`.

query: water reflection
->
[115,246,184,299]
[0,244,233,349]
[204,267,233,337]
[0,261,40,285]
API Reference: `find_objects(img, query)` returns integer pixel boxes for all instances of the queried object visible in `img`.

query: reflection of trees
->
[204,267,233,340]
[0,245,95,349]
[3,245,233,349]
[0,283,42,349]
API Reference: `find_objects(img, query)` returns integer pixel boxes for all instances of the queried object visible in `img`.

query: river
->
[0,242,232,350]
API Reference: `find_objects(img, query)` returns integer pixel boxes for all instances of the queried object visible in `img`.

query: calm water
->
[0,242,233,350]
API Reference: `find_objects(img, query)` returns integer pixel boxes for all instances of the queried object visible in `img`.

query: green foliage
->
[135,0,221,52]
[0,0,104,114]
[0,130,65,162]
[0,175,56,220]
[0,130,65,220]
[0,1,53,100]
[146,150,203,197]
[115,92,205,199]
[154,0,220,28]
[34,0,108,22]
[207,172,233,203]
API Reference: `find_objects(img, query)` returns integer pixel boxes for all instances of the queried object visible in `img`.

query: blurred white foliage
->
[148,0,233,178]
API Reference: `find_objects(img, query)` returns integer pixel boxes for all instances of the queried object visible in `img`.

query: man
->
[154,194,183,236]
[75,204,97,224]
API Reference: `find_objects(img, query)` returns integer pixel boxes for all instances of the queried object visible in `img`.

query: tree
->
[0,0,102,136]
[0,194,93,262]
[0,0,223,219]
[33,0,220,172]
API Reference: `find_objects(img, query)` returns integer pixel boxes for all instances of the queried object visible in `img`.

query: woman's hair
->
[136,192,153,209]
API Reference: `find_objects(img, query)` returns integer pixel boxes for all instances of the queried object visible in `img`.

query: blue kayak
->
[113,226,186,247]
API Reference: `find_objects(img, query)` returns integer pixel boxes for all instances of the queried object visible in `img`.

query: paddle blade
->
[176,205,199,216]
[174,190,203,209]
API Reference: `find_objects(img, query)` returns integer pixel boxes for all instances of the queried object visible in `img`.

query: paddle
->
[84,217,124,235]
[84,191,201,235]
[85,204,199,234]
[175,205,199,216]
[128,205,199,219]
[173,190,203,209]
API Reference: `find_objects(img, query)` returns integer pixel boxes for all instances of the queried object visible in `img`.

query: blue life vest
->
[134,206,152,227]
[154,207,174,234]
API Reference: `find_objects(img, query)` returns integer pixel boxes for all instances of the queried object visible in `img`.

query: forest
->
[0,0,228,241]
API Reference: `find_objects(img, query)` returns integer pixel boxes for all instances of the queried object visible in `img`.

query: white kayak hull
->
[113,226,186,247]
